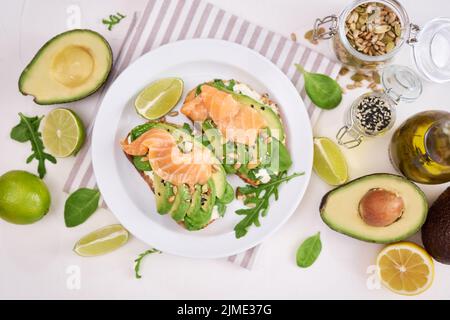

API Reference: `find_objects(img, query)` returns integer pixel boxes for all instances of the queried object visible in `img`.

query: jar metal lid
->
[381,65,423,103]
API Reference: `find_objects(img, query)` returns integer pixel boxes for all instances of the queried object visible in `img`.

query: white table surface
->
[1,0,449,299]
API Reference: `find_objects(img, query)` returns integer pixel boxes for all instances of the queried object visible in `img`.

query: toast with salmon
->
[121,120,234,231]
[181,79,292,186]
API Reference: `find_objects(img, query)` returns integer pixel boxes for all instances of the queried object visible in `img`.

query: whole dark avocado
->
[422,187,450,264]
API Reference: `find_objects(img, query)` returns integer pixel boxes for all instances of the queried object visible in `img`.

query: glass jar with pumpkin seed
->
[313,0,412,70]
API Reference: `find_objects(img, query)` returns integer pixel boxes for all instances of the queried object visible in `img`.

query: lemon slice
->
[377,242,434,296]
[313,137,348,186]
[42,108,85,157]
[135,77,183,120]
[74,224,129,257]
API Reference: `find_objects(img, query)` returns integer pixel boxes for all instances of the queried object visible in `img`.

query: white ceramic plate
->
[92,39,313,258]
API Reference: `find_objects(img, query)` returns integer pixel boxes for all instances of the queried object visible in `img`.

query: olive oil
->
[389,111,450,184]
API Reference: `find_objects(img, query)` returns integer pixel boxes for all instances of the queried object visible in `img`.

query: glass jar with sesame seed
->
[336,65,422,148]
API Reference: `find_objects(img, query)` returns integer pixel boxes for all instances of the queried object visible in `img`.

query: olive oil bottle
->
[389,111,450,184]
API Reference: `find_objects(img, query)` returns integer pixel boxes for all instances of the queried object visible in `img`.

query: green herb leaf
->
[130,122,156,141]
[296,232,322,268]
[234,172,304,238]
[134,248,161,279]
[10,113,57,178]
[102,12,126,31]
[295,64,342,110]
[181,123,193,134]
[132,156,152,171]
[64,188,101,227]
[195,85,202,96]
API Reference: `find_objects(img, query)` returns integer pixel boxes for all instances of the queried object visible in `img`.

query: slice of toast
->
[185,80,287,186]
[122,123,217,230]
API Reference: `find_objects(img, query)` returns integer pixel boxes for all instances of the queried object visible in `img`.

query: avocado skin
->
[320,173,428,244]
[18,29,113,105]
[422,187,450,264]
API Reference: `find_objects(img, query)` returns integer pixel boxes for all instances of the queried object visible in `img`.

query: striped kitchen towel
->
[63,0,341,270]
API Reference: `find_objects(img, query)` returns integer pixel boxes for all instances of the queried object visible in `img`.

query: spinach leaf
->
[296,232,322,268]
[217,182,234,204]
[295,64,342,110]
[64,188,101,227]
[267,138,292,173]
[11,113,57,178]
[181,123,193,135]
[130,122,156,141]
[216,203,226,217]
[195,85,202,96]
[133,156,152,171]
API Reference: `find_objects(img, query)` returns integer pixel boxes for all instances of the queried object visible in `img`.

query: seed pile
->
[355,96,392,134]
[337,67,382,93]
[346,2,402,56]
[304,28,325,45]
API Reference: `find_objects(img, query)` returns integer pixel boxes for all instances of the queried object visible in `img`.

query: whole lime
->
[0,170,51,224]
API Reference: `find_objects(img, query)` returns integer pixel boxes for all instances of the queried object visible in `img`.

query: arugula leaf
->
[234,172,304,238]
[134,248,161,279]
[64,188,101,227]
[10,113,56,178]
[296,232,322,268]
[102,12,126,31]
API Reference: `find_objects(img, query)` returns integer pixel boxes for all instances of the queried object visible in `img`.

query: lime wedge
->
[74,224,129,257]
[42,108,85,157]
[313,137,348,186]
[135,77,183,120]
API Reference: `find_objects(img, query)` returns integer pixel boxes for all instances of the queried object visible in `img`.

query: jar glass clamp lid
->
[410,17,450,83]
[337,65,423,148]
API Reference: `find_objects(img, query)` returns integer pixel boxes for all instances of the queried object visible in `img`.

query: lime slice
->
[74,224,129,257]
[313,137,348,186]
[42,108,85,157]
[135,77,183,120]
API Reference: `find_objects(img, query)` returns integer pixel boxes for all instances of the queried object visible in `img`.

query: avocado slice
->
[202,120,224,160]
[186,185,202,217]
[184,180,216,231]
[169,184,191,222]
[19,29,112,105]
[320,173,428,244]
[422,187,450,264]
[153,174,174,215]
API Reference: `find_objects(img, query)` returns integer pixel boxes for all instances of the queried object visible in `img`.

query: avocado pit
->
[52,46,94,87]
[359,188,404,227]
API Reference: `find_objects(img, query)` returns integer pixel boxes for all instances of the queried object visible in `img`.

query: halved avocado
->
[169,184,191,222]
[184,180,216,231]
[154,174,174,215]
[320,174,428,244]
[19,29,112,105]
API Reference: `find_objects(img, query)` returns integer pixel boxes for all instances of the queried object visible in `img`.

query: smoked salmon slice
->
[121,128,213,186]
[181,85,267,146]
